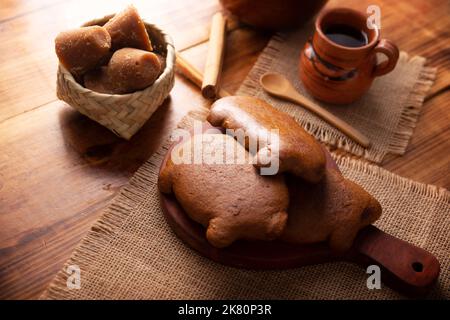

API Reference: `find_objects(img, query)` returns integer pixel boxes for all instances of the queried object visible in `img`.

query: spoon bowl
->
[259,73,293,96]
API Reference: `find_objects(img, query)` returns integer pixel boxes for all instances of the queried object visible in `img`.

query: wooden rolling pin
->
[201,12,227,99]
[176,52,230,98]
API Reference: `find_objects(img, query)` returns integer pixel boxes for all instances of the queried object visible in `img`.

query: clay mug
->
[299,7,399,104]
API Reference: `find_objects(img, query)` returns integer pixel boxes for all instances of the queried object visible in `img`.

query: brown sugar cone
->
[208,96,326,182]
[104,5,153,51]
[107,48,161,94]
[84,48,161,94]
[55,26,111,77]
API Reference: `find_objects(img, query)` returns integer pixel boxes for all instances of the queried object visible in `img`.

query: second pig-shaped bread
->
[281,167,382,253]
[84,48,161,94]
[158,133,289,248]
[207,96,326,183]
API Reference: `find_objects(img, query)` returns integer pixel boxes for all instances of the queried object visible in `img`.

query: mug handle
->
[372,39,399,77]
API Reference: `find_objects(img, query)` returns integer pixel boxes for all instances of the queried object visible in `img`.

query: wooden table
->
[0,0,448,299]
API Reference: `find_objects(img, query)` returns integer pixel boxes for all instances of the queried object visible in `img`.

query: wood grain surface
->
[0,0,448,299]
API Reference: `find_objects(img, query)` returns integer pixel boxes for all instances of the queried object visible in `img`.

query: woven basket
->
[56,15,175,140]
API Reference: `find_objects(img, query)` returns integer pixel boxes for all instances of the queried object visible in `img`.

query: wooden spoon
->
[260,73,371,148]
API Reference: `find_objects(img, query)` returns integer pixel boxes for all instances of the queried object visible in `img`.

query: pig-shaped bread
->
[158,133,289,248]
[207,96,326,183]
[84,48,161,94]
[281,167,382,253]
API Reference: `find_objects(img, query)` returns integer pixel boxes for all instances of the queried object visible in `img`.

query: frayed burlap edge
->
[40,143,170,299]
[387,54,436,156]
[41,109,209,299]
[236,34,437,163]
[333,155,449,202]
[41,108,448,299]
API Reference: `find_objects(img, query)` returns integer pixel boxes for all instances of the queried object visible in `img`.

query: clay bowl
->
[219,0,328,30]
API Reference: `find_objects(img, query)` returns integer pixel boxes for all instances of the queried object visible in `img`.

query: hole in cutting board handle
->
[350,225,440,296]
[412,261,424,273]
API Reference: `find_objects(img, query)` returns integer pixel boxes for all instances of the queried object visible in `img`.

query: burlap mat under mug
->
[42,110,449,300]
[236,23,437,163]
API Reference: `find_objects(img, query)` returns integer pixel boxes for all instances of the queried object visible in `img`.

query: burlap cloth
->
[43,109,449,300]
[236,24,437,163]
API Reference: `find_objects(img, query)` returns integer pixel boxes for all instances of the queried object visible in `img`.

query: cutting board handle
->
[349,225,440,296]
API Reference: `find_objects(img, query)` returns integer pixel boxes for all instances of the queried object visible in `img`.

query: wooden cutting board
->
[158,126,440,297]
